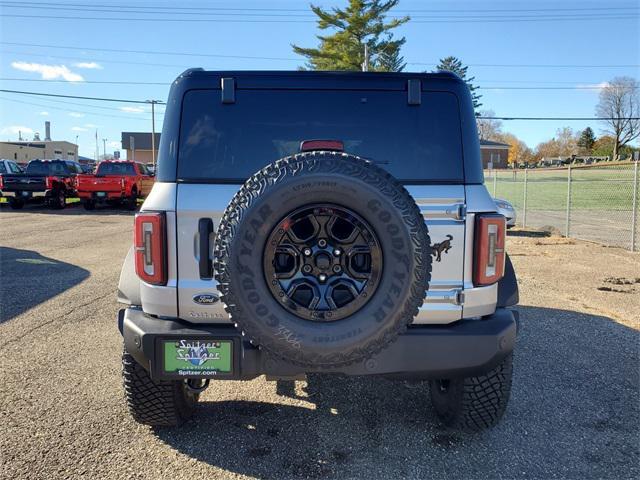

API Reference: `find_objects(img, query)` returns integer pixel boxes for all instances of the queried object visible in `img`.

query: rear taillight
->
[45,177,53,189]
[134,212,167,285]
[121,178,125,189]
[473,214,506,286]
[300,139,344,152]
[0,175,3,190]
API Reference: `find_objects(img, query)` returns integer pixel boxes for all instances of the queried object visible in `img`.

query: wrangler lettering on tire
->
[214,151,432,367]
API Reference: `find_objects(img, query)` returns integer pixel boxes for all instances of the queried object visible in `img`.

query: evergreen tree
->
[577,127,596,152]
[436,56,482,111]
[292,1,409,72]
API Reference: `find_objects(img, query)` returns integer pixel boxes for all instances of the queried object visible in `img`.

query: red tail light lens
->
[0,175,3,190]
[300,140,344,152]
[134,212,167,285]
[45,176,53,189]
[473,214,506,286]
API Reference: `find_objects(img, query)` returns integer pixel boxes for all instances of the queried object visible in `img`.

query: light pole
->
[146,99,160,166]
[102,138,107,159]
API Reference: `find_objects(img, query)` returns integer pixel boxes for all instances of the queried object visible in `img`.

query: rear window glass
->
[177,89,463,182]
[97,163,136,175]
[26,162,67,175]
[0,163,6,174]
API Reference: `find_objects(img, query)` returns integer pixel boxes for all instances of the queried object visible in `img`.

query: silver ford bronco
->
[117,70,519,432]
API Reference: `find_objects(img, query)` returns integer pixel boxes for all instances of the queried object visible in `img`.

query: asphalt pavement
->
[0,204,638,480]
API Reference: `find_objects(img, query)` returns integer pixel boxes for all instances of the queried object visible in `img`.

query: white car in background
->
[494,198,516,228]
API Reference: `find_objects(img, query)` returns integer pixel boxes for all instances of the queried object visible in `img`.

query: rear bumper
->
[78,191,124,201]
[119,307,518,381]
[2,190,48,199]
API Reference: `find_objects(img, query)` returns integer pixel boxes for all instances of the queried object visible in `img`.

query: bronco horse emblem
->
[431,235,453,262]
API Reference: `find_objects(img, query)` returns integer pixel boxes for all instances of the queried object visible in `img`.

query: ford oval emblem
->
[192,293,219,305]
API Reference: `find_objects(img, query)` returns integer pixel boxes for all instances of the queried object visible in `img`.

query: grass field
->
[488,166,636,212]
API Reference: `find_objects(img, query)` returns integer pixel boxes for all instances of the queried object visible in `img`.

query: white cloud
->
[576,82,610,91]
[71,126,88,132]
[1,125,34,136]
[39,111,49,116]
[69,112,85,118]
[11,61,84,82]
[119,106,145,113]
[74,62,103,70]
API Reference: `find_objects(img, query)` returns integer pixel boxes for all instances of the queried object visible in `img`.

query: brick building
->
[480,139,510,169]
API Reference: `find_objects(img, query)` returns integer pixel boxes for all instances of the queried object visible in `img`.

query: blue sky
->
[1,0,638,159]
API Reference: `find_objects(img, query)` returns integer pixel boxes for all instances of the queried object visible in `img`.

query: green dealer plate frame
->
[157,336,238,379]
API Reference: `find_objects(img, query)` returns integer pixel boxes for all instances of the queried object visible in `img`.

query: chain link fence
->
[486,161,639,251]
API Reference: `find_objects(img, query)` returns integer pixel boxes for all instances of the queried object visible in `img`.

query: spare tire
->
[214,151,431,367]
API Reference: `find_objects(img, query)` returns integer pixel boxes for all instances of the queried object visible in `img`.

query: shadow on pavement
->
[507,229,552,238]
[0,202,137,215]
[0,246,90,323]
[154,306,639,479]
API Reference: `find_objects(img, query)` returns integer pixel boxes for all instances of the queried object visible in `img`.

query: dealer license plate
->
[163,339,232,376]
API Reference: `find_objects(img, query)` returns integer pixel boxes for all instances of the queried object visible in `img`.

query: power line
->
[480,116,640,121]
[0,41,298,61]
[1,13,636,23]
[3,42,638,69]
[1,78,170,85]
[1,1,637,14]
[0,96,152,121]
[1,3,637,20]
[0,89,161,104]
[1,78,627,91]
[1,88,637,120]
[0,48,195,69]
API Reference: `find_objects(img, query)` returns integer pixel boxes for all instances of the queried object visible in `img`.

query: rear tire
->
[122,349,199,426]
[429,353,513,432]
[51,190,66,210]
[126,189,138,211]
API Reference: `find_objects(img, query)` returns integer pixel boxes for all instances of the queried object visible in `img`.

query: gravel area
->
[0,206,638,480]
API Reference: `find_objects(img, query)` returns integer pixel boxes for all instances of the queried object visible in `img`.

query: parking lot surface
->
[1,206,638,480]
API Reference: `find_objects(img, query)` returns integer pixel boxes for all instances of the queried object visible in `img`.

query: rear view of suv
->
[117,70,519,432]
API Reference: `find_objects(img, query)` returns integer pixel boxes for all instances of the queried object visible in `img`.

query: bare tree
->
[476,110,503,141]
[596,77,639,160]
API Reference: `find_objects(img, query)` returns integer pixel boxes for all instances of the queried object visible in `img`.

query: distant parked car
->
[1,159,81,209]
[494,198,516,228]
[76,160,155,210]
[0,159,24,198]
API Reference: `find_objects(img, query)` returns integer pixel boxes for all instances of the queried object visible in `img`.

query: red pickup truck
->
[76,161,154,210]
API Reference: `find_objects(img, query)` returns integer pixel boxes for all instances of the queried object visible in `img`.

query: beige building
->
[121,132,160,164]
[0,122,78,166]
[0,141,78,166]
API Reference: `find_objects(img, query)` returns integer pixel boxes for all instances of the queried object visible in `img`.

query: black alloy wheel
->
[264,204,382,322]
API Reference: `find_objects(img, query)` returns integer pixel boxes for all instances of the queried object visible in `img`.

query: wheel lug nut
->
[303,248,312,256]
[332,265,342,273]
[318,274,327,282]
[303,265,312,273]
[333,248,341,256]
[318,239,327,248]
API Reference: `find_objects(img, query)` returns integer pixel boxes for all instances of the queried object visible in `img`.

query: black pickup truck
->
[1,159,83,209]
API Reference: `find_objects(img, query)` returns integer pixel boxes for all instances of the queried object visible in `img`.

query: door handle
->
[198,218,214,279]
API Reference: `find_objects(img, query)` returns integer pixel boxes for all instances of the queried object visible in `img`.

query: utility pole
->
[362,44,369,72]
[102,138,107,159]
[146,100,160,166]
